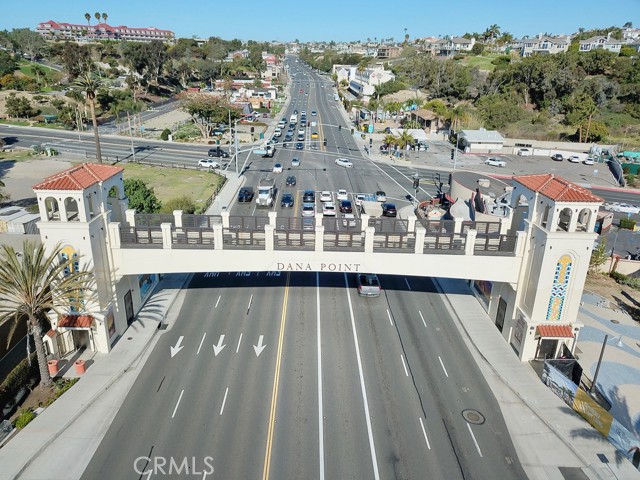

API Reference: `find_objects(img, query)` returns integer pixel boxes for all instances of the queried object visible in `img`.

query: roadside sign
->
[368,124,373,134]
[259,133,264,139]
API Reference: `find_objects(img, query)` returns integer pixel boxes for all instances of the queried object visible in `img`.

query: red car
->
[339,200,353,213]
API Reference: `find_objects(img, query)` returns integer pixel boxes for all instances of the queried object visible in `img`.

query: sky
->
[2,0,639,42]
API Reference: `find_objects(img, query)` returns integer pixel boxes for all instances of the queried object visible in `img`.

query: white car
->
[320,191,332,203]
[517,148,532,156]
[485,157,506,167]
[568,155,581,163]
[198,158,220,169]
[291,157,300,167]
[355,194,366,207]
[322,202,336,216]
[273,163,283,173]
[583,157,595,165]
[335,158,353,168]
[609,203,640,214]
[302,203,316,217]
[375,191,387,202]
[337,189,348,201]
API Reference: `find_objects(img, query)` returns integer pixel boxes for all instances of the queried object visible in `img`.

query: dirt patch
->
[585,272,640,322]
[8,384,55,422]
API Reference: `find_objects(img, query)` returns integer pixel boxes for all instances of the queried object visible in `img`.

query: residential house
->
[431,36,476,57]
[376,45,402,59]
[348,65,395,100]
[579,33,623,53]
[517,34,570,57]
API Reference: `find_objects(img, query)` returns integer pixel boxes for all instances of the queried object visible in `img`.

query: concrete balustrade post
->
[315,225,324,252]
[125,209,136,226]
[213,224,223,250]
[221,210,230,228]
[407,213,417,232]
[161,223,173,249]
[414,225,425,254]
[268,211,278,227]
[360,213,369,232]
[465,229,477,256]
[364,226,375,253]
[108,223,121,248]
[453,216,464,234]
[173,210,183,228]
[265,224,275,251]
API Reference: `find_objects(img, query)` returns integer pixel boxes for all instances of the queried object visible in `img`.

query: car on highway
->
[375,191,387,202]
[198,158,220,169]
[337,189,348,201]
[381,203,397,217]
[311,110,317,116]
[357,273,381,297]
[339,200,353,213]
[320,191,332,203]
[208,147,229,158]
[273,163,283,173]
[568,155,581,163]
[291,157,300,167]
[355,194,366,207]
[551,153,564,161]
[583,157,595,165]
[237,187,254,202]
[335,158,353,168]
[322,202,336,216]
[281,193,294,208]
[485,157,506,167]
[302,203,315,217]
[517,148,532,156]
[301,111,306,116]
[311,132,319,139]
[296,143,304,150]
[302,190,315,203]
[606,203,640,214]
[286,175,296,186]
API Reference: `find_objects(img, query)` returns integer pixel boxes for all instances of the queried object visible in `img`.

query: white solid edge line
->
[220,387,229,416]
[467,423,483,457]
[400,354,409,377]
[419,417,432,450]
[387,309,393,326]
[236,333,243,353]
[196,332,206,355]
[171,390,184,419]
[316,272,325,480]
[405,278,411,290]
[418,310,427,328]
[438,356,449,378]
[344,273,381,480]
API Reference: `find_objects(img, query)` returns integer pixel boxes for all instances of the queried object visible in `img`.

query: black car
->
[339,200,353,213]
[281,193,294,208]
[303,190,315,202]
[208,147,229,158]
[286,175,297,186]
[237,187,254,202]
[296,143,304,150]
[284,135,293,142]
[381,203,397,217]
[293,109,298,114]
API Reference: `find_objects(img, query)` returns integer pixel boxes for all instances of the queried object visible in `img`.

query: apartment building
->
[36,20,174,43]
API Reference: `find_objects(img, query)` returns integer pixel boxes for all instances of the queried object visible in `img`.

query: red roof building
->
[33,163,123,191]
[514,174,603,203]
[36,20,174,43]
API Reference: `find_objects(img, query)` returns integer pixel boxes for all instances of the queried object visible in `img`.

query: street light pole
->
[126,111,136,163]
[590,334,623,396]
[454,132,460,171]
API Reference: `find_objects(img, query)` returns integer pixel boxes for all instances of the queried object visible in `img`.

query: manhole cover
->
[462,409,485,425]
[611,319,620,324]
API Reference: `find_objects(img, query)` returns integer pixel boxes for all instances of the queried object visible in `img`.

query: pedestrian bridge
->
[108,210,525,283]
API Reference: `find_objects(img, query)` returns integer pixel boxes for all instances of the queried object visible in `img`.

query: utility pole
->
[127,112,136,163]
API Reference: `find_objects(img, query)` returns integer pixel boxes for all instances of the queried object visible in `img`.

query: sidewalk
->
[436,278,640,479]
[0,273,192,480]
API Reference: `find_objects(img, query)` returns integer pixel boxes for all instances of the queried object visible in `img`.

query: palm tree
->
[101,13,108,24]
[84,13,91,26]
[94,12,101,24]
[0,241,93,387]
[74,73,104,163]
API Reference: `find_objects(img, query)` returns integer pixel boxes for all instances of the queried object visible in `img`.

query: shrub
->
[619,218,636,230]
[14,408,36,429]
[610,271,640,290]
[162,195,196,214]
[0,353,39,408]
[160,128,171,141]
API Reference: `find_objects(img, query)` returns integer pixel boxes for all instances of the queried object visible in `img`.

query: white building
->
[579,33,623,53]
[459,129,505,153]
[517,35,570,57]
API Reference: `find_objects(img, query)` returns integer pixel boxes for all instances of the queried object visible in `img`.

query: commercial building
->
[458,129,505,153]
[36,20,174,43]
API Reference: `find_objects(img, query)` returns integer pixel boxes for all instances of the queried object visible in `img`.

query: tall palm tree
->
[74,73,104,163]
[0,241,93,387]
[94,12,101,23]
[101,13,108,24]
[84,13,91,26]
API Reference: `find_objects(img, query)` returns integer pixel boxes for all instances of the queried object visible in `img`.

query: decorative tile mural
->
[546,254,572,321]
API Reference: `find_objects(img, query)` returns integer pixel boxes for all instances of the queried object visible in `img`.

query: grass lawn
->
[0,119,30,126]
[0,149,38,163]
[120,163,225,208]
[458,54,499,71]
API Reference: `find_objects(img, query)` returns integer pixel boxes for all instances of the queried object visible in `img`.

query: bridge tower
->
[491,174,602,361]
[33,163,139,354]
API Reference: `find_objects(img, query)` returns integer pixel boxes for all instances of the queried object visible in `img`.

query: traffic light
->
[250,126,255,133]
[323,138,327,146]
[413,177,420,190]
[450,148,455,160]
[369,138,373,146]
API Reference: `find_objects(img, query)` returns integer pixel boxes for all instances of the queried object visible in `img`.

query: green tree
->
[94,12,101,24]
[0,50,16,77]
[564,92,597,143]
[101,13,108,24]
[162,195,196,214]
[589,239,608,273]
[0,241,93,387]
[180,92,240,139]
[124,179,161,213]
[84,13,91,26]
[5,93,37,118]
[8,28,45,61]
[57,42,93,79]
[477,93,523,129]
[73,73,104,163]
[471,43,485,55]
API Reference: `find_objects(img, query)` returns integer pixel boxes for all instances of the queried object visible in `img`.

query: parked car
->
[337,189,348,201]
[302,202,315,217]
[381,203,397,217]
[320,191,332,203]
[273,163,283,173]
[198,158,220,169]
[286,175,297,186]
[340,200,353,213]
[485,157,506,167]
[583,157,595,165]
[291,157,300,167]
[357,273,381,297]
[335,158,353,168]
[281,193,294,208]
[517,148,532,156]
[568,155,581,163]
[302,190,315,203]
[375,191,387,202]
[237,187,254,202]
[551,153,564,161]
[322,202,336,216]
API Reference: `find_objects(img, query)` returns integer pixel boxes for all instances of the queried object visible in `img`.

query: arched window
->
[576,208,592,232]
[44,197,60,221]
[64,197,80,221]
[558,208,572,232]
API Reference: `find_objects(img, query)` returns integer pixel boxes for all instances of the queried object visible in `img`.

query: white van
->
[517,148,533,156]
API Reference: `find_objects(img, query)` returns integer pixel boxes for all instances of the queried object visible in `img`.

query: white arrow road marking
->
[170,336,184,358]
[213,335,226,356]
[253,335,266,357]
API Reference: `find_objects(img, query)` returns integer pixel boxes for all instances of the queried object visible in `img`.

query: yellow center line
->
[262,271,290,480]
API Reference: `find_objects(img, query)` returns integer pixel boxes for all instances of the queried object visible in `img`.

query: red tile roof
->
[57,314,94,329]
[514,174,603,203]
[536,324,574,338]
[33,163,123,191]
